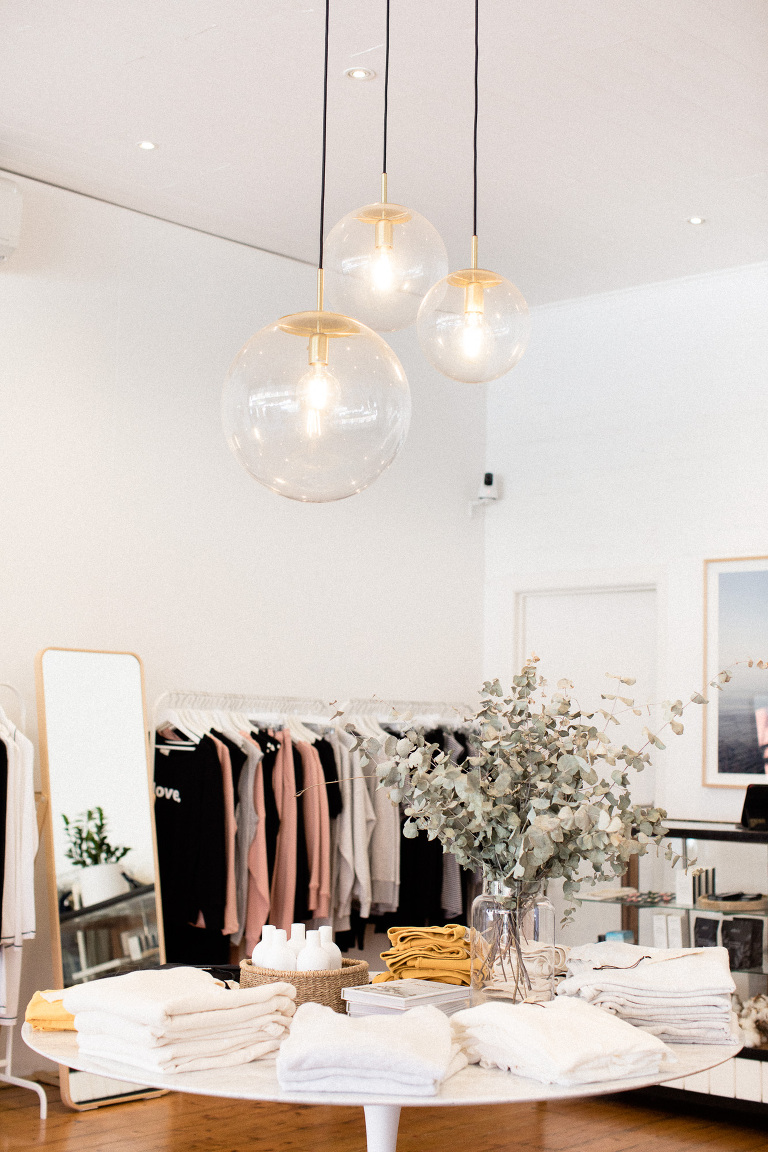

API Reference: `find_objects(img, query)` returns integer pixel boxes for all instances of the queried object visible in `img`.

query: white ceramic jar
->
[251,923,276,965]
[287,923,306,958]
[318,924,343,970]
[260,927,297,971]
[296,929,332,971]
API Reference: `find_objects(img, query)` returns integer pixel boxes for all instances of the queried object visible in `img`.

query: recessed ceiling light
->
[687,217,705,225]
[137,141,157,150]
[345,67,375,81]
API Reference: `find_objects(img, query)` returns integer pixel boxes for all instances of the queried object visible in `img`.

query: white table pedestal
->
[364,1105,401,1152]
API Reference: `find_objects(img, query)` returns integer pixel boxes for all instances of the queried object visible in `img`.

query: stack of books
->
[341,979,470,1017]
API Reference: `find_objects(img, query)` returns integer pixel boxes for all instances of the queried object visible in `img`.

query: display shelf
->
[60,882,156,923]
[664,820,768,846]
[578,895,768,917]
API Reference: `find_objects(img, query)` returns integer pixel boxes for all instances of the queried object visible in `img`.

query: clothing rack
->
[0,684,26,731]
[0,682,47,1119]
[153,690,471,731]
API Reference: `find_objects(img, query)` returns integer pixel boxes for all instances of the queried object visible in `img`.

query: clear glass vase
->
[470,879,556,1005]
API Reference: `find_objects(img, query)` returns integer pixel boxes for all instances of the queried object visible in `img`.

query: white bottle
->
[296,929,332,971]
[287,923,306,959]
[260,928,297,971]
[318,924,343,970]
[251,923,276,966]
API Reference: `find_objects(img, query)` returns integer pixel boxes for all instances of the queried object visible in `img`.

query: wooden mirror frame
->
[35,647,166,1110]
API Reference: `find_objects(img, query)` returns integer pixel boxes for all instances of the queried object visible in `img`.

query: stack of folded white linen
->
[62,967,296,1073]
[486,942,570,1002]
[276,1001,467,1096]
[557,941,739,1045]
[451,997,675,1085]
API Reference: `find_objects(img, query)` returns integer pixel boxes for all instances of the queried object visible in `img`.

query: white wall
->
[484,261,768,824]
[0,174,487,1069]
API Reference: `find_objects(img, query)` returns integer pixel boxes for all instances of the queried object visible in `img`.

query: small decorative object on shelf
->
[355,656,713,1004]
[62,806,132,907]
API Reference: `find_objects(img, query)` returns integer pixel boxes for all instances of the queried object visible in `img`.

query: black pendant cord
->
[318,0,330,272]
[382,0,390,180]
[473,0,479,239]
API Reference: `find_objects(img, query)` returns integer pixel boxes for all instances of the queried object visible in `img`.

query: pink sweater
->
[242,732,271,954]
[269,730,297,933]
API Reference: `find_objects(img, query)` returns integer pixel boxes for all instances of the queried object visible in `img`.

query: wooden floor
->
[1,1083,767,1152]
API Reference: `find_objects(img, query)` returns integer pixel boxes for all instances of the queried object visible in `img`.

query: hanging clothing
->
[316,738,343,820]
[153,735,228,963]
[0,724,37,1025]
[292,741,312,924]
[208,735,240,937]
[242,734,270,955]
[231,738,260,947]
[330,729,355,933]
[269,730,297,933]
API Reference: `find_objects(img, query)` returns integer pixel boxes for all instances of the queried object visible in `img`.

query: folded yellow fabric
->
[388,956,472,974]
[386,925,467,949]
[374,924,472,986]
[372,969,468,985]
[25,990,76,1031]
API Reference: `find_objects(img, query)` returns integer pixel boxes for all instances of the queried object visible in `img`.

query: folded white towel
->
[560,942,735,998]
[73,998,296,1045]
[278,1050,469,1097]
[451,997,675,1086]
[557,942,738,1045]
[276,1002,467,1096]
[74,1012,291,1054]
[77,1031,281,1073]
[62,968,296,1027]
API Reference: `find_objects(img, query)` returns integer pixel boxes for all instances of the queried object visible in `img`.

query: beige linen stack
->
[62,966,296,1073]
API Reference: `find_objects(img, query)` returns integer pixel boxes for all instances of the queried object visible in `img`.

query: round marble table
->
[23,1024,739,1152]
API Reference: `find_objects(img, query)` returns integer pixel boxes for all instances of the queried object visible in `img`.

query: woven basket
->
[240,956,369,1014]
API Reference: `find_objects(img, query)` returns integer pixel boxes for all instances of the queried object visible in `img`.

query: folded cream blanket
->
[74,1010,291,1052]
[73,997,296,1044]
[451,997,674,1086]
[77,1031,282,1073]
[560,942,735,998]
[276,1002,467,1095]
[278,1050,469,1097]
[62,968,296,1027]
[557,942,738,1045]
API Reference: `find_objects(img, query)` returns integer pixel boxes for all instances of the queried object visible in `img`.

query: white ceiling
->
[1,0,766,305]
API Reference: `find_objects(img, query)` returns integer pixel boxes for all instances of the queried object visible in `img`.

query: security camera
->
[476,472,498,502]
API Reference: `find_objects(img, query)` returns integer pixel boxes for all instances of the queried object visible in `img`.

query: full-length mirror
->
[35,648,165,1109]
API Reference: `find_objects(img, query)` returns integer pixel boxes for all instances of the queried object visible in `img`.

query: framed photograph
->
[704,556,768,787]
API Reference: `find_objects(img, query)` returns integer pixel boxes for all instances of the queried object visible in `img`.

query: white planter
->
[77,862,130,908]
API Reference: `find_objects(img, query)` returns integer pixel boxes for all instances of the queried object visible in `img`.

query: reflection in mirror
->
[36,648,165,1109]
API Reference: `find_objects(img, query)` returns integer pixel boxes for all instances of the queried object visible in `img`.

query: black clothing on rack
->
[153,734,228,963]
[210,730,247,797]
[316,737,343,819]
[252,730,280,884]
[292,741,311,923]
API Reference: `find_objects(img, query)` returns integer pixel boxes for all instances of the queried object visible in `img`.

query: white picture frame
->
[704,556,768,788]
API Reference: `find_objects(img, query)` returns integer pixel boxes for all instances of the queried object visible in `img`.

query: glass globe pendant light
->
[417,0,529,383]
[222,0,410,503]
[323,0,448,332]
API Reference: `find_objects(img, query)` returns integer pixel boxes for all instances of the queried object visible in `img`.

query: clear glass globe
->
[323,202,448,332]
[222,310,410,502]
[417,268,530,383]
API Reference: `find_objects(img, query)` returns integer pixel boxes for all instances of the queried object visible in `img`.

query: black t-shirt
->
[316,737,343,819]
[154,735,227,960]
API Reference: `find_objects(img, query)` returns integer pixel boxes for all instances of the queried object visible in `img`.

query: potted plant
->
[62,807,132,907]
[353,656,723,1004]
